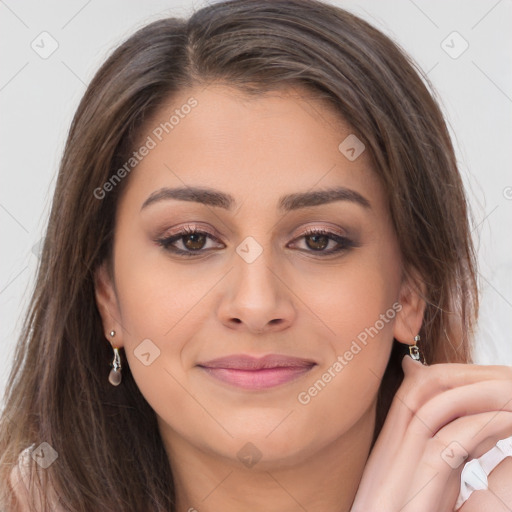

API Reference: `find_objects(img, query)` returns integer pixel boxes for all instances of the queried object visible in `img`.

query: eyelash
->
[155,226,355,258]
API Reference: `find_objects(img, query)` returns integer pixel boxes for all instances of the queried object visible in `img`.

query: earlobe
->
[94,261,124,347]
[393,271,426,344]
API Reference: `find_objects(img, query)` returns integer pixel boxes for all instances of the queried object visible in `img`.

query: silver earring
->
[409,334,426,365]
[108,331,122,386]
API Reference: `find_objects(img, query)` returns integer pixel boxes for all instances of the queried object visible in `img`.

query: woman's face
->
[96,84,423,467]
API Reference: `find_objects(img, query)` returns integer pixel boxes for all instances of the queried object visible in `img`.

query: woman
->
[1,0,511,510]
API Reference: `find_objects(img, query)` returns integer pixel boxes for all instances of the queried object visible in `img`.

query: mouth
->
[197,354,317,390]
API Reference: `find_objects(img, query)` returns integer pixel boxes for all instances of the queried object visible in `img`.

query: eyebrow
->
[140,185,371,212]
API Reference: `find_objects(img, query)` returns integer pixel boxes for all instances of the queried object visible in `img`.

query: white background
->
[1,0,511,401]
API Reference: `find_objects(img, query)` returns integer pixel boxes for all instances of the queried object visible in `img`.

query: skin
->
[352,357,512,512]
[93,84,512,512]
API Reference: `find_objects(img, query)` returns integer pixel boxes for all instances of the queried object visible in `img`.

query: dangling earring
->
[108,330,122,386]
[409,334,426,365]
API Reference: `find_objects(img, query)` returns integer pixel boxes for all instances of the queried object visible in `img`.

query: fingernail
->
[402,354,422,371]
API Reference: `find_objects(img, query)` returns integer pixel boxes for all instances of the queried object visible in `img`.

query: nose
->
[216,244,296,334]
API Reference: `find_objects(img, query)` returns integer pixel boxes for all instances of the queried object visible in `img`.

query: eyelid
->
[155,223,357,259]
[295,224,348,238]
[160,222,222,240]
[158,223,347,243]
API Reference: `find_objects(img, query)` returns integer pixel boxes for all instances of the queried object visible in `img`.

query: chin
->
[198,421,331,468]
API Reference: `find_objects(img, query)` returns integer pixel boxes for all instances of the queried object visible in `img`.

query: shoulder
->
[9,447,36,512]
[9,444,63,512]
[459,456,512,512]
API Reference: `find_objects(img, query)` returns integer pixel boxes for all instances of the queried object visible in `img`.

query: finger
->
[378,411,512,512]
[378,360,512,459]
[401,357,512,412]
[411,379,512,440]
[391,380,512,497]
[354,363,512,510]
[403,410,512,512]
[360,362,512,494]
[397,359,512,441]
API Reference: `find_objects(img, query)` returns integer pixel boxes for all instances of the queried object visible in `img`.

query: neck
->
[160,402,376,512]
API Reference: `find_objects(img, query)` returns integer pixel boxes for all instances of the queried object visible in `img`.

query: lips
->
[197,354,316,390]
[198,354,316,370]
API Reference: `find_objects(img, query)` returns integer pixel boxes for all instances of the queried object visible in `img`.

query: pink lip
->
[197,354,316,390]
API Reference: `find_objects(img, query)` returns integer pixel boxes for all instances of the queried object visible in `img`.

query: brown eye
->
[156,227,224,256]
[288,228,356,256]
[182,232,207,251]
[305,233,329,251]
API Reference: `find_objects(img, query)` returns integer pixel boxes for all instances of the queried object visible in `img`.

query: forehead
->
[119,83,385,214]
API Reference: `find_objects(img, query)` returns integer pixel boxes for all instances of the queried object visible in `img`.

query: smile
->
[197,354,317,390]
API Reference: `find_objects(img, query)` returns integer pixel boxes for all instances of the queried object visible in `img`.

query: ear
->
[94,261,124,348]
[393,268,426,345]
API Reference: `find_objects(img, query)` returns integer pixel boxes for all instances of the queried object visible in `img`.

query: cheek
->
[111,260,222,443]
[288,261,401,453]
[113,236,217,340]
[294,241,401,406]
[111,236,223,401]
[302,242,401,352]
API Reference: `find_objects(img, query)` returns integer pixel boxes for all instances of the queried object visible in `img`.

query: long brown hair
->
[0,0,477,510]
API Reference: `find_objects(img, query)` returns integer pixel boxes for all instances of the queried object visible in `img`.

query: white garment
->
[455,435,512,510]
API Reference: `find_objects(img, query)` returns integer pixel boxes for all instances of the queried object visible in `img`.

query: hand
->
[350,356,512,512]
